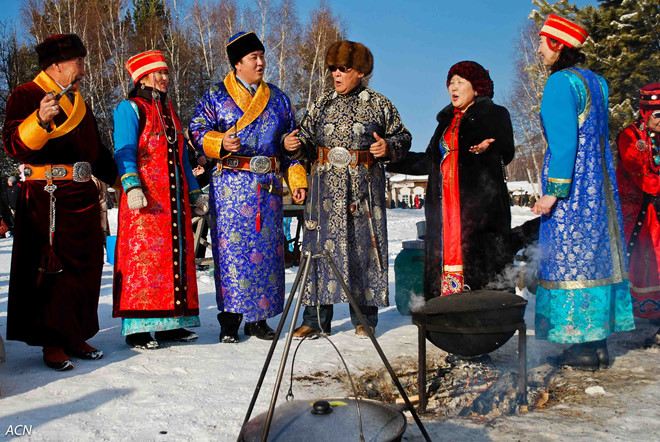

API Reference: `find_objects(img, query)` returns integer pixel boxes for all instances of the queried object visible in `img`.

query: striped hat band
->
[126,50,168,84]
[540,14,588,49]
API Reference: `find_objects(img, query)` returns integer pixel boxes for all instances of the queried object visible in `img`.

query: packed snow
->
[1,206,660,441]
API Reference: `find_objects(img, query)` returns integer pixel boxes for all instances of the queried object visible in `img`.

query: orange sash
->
[18,71,87,150]
[202,72,270,159]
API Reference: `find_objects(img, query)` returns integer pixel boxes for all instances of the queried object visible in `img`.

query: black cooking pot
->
[412,290,527,356]
[239,398,406,442]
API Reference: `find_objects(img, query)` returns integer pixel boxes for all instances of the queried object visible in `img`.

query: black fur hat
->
[35,34,87,70]
[226,31,265,67]
[325,40,373,75]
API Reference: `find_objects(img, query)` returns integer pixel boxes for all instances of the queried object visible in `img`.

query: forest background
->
[0,0,657,190]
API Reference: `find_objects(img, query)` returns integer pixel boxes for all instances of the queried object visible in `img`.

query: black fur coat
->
[388,96,515,297]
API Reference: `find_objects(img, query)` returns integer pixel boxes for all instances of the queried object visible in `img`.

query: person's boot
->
[644,327,660,348]
[155,328,198,342]
[218,312,242,343]
[592,339,610,369]
[66,341,104,360]
[126,332,159,349]
[292,325,320,340]
[550,343,598,371]
[43,346,75,371]
[244,320,276,340]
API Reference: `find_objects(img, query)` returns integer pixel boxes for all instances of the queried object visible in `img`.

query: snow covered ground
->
[1,206,660,441]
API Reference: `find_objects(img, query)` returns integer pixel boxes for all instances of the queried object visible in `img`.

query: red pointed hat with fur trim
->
[125,50,168,84]
[540,14,588,49]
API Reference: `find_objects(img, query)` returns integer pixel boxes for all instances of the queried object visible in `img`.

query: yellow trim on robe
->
[202,131,225,159]
[17,111,54,151]
[18,71,87,150]
[202,72,270,159]
[548,177,572,183]
[284,163,308,191]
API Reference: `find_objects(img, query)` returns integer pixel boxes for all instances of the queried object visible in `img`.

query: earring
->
[140,83,145,89]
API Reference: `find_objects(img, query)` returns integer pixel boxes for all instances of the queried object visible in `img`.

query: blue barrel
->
[106,235,117,265]
[394,240,424,315]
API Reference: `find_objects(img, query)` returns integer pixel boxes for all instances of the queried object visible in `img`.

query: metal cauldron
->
[239,398,406,442]
[411,290,527,356]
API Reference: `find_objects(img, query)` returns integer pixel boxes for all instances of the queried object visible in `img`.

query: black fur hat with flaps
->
[326,40,373,76]
[35,33,87,70]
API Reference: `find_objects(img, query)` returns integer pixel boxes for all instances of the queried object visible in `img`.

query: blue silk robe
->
[189,77,297,322]
[535,68,634,343]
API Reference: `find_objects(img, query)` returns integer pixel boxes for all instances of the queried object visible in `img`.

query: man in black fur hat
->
[283,40,411,338]
[3,33,117,370]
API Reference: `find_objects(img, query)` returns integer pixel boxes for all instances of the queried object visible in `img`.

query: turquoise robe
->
[535,68,635,343]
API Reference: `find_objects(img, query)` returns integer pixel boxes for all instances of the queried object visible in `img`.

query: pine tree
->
[532,0,660,137]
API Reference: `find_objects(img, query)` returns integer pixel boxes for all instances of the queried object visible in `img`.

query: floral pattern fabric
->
[189,81,296,322]
[616,121,660,319]
[535,68,634,343]
[113,96,200,320]
[295,86,411,306]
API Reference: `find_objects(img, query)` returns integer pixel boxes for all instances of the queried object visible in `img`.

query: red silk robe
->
[3,75,117,347]
[112,97,199,318]
[616,121,660,318]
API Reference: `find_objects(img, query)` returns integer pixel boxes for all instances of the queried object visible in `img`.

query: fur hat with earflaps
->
[325,40,373,75]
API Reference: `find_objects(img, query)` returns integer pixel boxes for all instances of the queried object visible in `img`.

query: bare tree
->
[504,21,547,196]
[295,2,345,112]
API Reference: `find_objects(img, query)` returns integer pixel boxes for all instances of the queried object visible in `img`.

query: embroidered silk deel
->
[112,95,200,326]
[616,121,660,319]
[535,67,634,343]
[440,109,464,295]
[298,86,412,307]
[189,78,299,322]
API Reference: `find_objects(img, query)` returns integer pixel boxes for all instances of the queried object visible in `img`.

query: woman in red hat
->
[533,15,634,371]
[616,83,660,345]
[112,51,206,349]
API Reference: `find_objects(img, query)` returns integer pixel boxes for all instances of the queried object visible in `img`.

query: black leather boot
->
[155,328,198,342]
[550,343,598,371]
[592,339,609,369]
[218,312,242,343]
[244,320,276,340]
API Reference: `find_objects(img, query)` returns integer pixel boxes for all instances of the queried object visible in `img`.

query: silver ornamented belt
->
[218,155,280,174]
[23,162,92,182]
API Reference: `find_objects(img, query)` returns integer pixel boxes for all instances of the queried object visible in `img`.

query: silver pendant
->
[305,220,318,230]
[636,139,648,151]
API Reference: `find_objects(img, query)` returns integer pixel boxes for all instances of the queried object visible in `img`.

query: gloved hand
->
[194,194,209,216]
[126,188,148,210]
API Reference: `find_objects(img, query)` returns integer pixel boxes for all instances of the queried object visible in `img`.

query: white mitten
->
[126,188,148,210]
[194,194,209,216]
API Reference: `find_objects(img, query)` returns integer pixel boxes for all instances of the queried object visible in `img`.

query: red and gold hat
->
[125,50,168,84]
[640,83,660,112]
[540,14,588,50]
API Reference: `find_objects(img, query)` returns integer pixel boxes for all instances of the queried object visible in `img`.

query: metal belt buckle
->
[249,156,272,174]
[226,157,240,168]
[72,162,92,182]
[23,167,33,178]
[49,167,68,179]
[327,147,351,168]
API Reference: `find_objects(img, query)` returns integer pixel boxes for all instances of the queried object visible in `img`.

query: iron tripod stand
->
[240,249,431,442]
